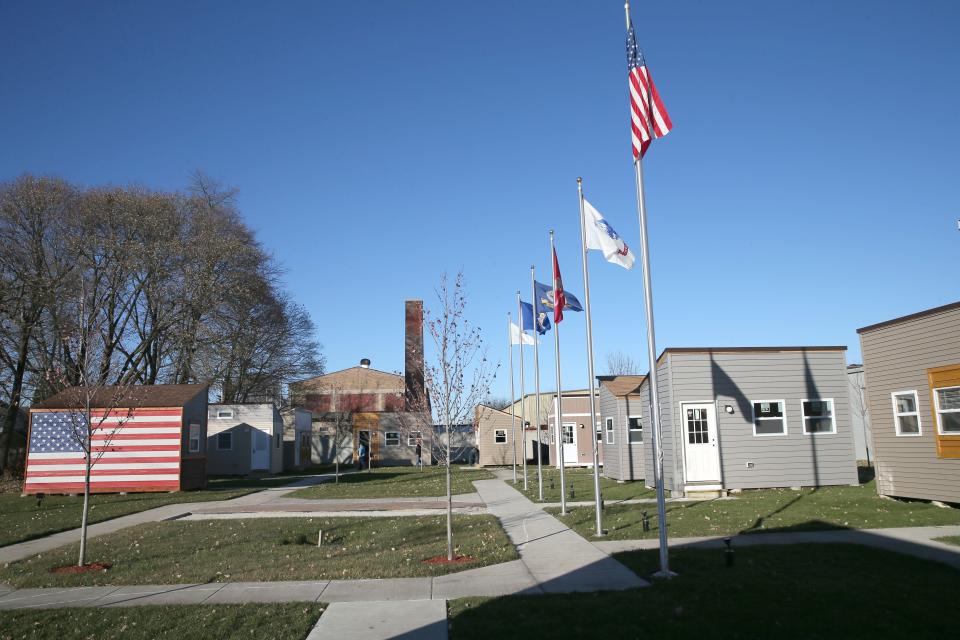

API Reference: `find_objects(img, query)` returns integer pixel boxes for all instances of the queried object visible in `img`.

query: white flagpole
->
[508,312,518,484]
[550,230,567,516]
[516,291,528,490]
[577,178,604,537]
[627,0,673,578]
[530,267,544,502]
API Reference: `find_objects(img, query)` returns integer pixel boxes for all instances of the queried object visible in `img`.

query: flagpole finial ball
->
[577,177,582,184]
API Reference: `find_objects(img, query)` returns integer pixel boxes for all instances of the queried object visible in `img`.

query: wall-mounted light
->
[724,405,734,414]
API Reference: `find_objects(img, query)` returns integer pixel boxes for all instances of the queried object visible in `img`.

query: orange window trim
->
[928,364,960,459]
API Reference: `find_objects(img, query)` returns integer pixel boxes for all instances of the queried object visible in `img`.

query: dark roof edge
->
[856,301,960,334]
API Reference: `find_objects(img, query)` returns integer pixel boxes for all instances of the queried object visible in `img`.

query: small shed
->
[637,347,857,497]
[858,301,960,503]
[207,403,284,475]
[282,407,313,471]
[476,404,517,466]
[25,384,208,494]
[545,390,602,469]
[597,375,647,481]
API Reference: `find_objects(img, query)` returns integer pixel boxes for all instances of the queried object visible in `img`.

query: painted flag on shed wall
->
[25,408,183,493]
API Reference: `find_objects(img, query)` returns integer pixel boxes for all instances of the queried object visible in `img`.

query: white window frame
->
[384,431,400,447]
[494,429,507,444]
[605,417,614,444]
[407,430,422,446]
[801,398,836,435]
[216,409,234,419]
[561,422,575,445]
[595,421,602,443]
[890,390,922,436]
[750,399,788,437]
[216,431,233,450]
[627,415,643,443]
[188,423,201,452]
[933,385,960,435]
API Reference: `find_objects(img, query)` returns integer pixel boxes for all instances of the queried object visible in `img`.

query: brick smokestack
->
[404,300,426,411]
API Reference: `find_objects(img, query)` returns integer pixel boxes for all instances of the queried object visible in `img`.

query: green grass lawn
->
[934,535,960,547]
[287,466,495,499]
[550,481,960,540]
[448,544,959,639]
[0,514,517,588]
[0,604,324,640]
[0,476,302,549]
[513,466,654,503]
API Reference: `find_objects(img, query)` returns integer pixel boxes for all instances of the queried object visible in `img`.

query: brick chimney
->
[404,300,426,411]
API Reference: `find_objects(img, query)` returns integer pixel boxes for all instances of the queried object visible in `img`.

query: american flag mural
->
[25,408,184,493]
[627,18,672,159]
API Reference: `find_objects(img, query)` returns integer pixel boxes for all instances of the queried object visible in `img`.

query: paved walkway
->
[592,524,960,570]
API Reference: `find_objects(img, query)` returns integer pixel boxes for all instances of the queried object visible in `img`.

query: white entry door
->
[251,428,269,470]
[681,403,721,482]
[561,422,577,466]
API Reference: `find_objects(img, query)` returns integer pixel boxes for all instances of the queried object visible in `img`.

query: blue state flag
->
[534,280,583,316]
[521,300,550,335]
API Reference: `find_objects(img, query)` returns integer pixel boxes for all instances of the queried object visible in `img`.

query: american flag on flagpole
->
[627,18,672,159]
[25,408,184,492]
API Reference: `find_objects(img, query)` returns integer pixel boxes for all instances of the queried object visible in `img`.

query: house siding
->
[599,386,622,480]
[547,394,599,467]
[621,395,645,481]
[859,305,960,503]
[207,404,284,475]
[477,406,519,467]
[661,350,857,493]
[644,358,676,492]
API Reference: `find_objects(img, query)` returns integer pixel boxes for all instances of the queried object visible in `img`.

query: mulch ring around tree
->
[421,555,476,565]
[49,562,112,575]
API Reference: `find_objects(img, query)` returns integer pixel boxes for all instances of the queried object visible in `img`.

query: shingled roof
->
[596,375,646,397]
[35,384,207,409]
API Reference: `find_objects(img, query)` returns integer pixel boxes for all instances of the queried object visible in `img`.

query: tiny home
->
[476,404,517,466]
[638,347,857,497]
[207,403,284,475]
[546,390,603,468]
[597,375,647,481]
[858,301,960,504]
[25,384,208,494]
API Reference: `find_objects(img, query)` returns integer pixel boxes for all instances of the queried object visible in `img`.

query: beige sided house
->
[546,390,603,468]
[207,403,284,475]
[858,301,960,503]
[597,375,647,481]
[475,404,517,466]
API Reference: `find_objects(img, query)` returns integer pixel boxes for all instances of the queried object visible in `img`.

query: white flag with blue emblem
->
[583,198,635,270]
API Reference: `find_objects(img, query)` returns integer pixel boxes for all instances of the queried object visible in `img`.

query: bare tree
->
[605,350,640,375]
[482,396,512,411]
[423,272,498,561]
[848,367,871,466]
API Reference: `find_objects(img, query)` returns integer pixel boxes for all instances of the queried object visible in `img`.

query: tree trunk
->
[445,408,453,561]
[78,408,92,566]
[0,327,32,475]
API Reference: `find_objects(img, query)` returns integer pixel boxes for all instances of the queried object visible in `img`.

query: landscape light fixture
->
[724,405,735,414]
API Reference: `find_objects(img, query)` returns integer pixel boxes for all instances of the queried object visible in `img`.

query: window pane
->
[754,402,783,418]
[894,394,917,413]
[755,418,785,435]
[628,417,642,430]
[629,430,643,443]
[940,412,960,433]
[936,387,960,411]
[803,401,832,418]
[805,417,834,433]
[897,415,920,434]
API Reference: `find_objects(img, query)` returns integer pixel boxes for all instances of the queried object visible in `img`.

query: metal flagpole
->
[550,230,567,516]
[517,291,528,490]
[508,312,517,484]
[530,267,544,502]
[577,178,604,537]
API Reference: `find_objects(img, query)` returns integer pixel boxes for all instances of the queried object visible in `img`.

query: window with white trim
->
[802,399,836,434]
[494,429,507,444]
[561,423,574,444]
[891,391,921,436]
[216,409,234,419]
[628,416,643,443]
[216,432,233,450]
[934,386,960,434]
[188,423,201,452]
[385,431,400,446]
[752,400,787,436]
[408,430,422,446]
[605,418,614,444]
[595,421,602,443]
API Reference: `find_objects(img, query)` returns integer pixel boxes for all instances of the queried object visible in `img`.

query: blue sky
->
[2,1,957,399]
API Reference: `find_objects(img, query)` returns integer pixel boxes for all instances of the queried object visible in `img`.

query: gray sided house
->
[207,403,284,475]
[642,347,857,497]
[598,375,647,481]
[282,407,313,471]
[858,301,960,504]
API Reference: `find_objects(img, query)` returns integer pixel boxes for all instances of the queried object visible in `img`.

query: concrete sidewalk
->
[308,600,447,640]
[592,524,960,570]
